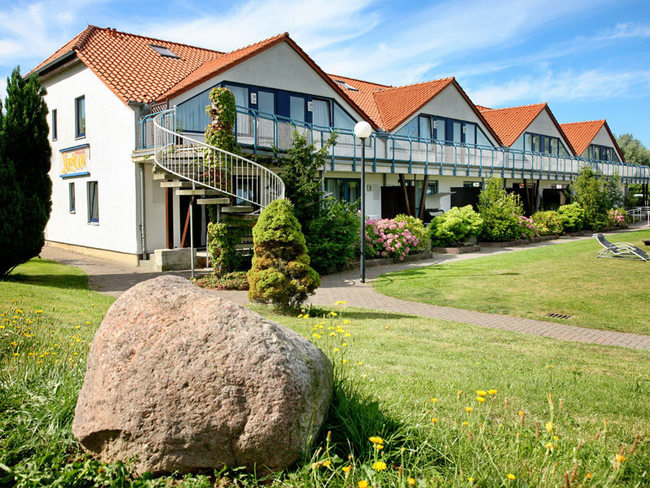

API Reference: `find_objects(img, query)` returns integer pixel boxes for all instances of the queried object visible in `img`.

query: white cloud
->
[135,0,381,54]
[467,69,650,107]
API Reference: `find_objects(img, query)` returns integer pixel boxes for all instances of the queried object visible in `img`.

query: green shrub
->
[531,211,563,236]
[306,199,359,273]
[395,214,429,251]
[248,199,320,310]
[207,217,253,276]
[477,178,524,241]
[571,167,623,230]
[428,206,483,247]
[557,203,585,232]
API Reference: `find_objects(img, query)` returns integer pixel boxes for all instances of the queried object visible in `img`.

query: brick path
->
[40,227,650,351]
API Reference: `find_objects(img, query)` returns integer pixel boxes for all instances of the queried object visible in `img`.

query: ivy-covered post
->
[205,87,239,154]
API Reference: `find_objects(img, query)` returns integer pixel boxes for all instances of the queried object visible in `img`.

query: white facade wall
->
[44,63,140,255]
[170,41,366,123]
[392,84,500,146]
[511,109,571,153]
[581,125,619,157]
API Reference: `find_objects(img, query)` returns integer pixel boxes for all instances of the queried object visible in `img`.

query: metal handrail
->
[152,109,285,211]
[139,106,650,184]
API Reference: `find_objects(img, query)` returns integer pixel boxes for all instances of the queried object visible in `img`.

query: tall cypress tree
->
[0,67,52,275]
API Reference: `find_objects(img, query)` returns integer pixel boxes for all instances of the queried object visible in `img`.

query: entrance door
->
[179,196,205,248]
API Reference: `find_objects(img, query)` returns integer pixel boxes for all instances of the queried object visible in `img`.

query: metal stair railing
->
[152,109,285,212]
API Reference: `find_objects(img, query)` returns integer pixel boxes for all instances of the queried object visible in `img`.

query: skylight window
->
[149,44,180,59]
[334,79,359,91]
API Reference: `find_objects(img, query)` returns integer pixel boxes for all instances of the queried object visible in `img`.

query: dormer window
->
[334,79,359,92]
[149,44,180,59]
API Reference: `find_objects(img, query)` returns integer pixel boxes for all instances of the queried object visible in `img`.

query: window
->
[588,144,619,162]
[51,109,57,140]
[396,118,418,138]
[334,103,356,129]
[257,90,274,114]
[334,79,359,91]
[68,182,75,213]
[290,96,305,122]
[312,99,331,127]
[325,178,360,205]
[149,44,180,59]
[524,132,569,157]
[87,181,99,223]
[75,96,85,138]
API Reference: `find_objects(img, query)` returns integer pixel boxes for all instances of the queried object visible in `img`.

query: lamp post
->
[354,121,372,283]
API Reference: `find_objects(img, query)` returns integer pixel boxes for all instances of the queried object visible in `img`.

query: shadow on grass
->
[2,273,89,291]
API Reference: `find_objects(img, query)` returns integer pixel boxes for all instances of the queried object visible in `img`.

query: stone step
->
[152,171,171,181]
[175,189,222,197]
[221,205,254,214]
[196,197,230,205]
[159,180,190,188]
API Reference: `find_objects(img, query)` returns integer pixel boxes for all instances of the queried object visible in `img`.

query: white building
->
[31,26,650,267]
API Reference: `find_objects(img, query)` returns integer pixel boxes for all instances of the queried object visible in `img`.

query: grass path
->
[374,229,650,336]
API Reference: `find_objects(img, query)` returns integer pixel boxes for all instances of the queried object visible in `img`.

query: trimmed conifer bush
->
[0,68,52,275]
[247,199,320,310]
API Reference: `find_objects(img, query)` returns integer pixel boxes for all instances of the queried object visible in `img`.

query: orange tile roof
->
[560,120,605,156]
[374,78,455,131]
[327,74,391,128]
[33,26,222,104]
[478,103,547,147]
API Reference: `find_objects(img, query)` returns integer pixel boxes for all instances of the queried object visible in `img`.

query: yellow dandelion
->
[506,473,516,480]
[298,314,304,318]
[330,311,338,317]
[304,314,310,319]
[462,421,469,426]
[357,361,363,366]
[476,390,487,397]
[342,359,348,364]
[545,421,554,433]
[329,332,336,337]
[35,310,43,314]
[344,333,351,337]
[372,461,386,472]
[342,342,348,347]
[430,397,438,403]
[312,333,321,339]
[586,473,592,479]
[431,417,438,425]
[476,396,486,403]
[333,348,340,352]
[468,477,475,484]
[518,410,525,417]
[457,389,463,396]
[465,406,473,413]
[373,444,384,450]
[408,478,416,486]
[488,389,497,395]
[545,442,554,451]
[369,436,384,445]
[342,465,352,473]
[343,319,350,325]
[553,435,559,440]
[358,481,369,488]
[322,460,331,468]
[615,454,626,463]
[85,321,91,325]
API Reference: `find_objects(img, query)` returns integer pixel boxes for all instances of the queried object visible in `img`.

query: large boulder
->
[72,275,333,475]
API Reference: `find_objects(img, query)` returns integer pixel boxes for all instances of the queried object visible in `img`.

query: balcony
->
[137,107,650,184]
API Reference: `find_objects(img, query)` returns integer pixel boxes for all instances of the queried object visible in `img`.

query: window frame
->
[87,181,99,224]
[52,109,58,141]
[68,182,75,213]
[75,96,86,139]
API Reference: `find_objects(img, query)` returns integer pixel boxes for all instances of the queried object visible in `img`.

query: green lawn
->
[1,259,648,487]
[374,229,650,335]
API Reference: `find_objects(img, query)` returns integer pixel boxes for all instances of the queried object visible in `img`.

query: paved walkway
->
[40,226,650,351]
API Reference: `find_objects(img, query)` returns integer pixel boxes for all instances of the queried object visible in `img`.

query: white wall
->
[581,125,619,157]
[392,83,500,146]
[44,63,140,254]
[511,109,571,153]
[170,41,366,123]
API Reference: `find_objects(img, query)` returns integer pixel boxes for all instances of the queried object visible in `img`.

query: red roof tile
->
[327,74,391,128]
[561,119,625,161]
[478,103,547,147]
[33,26,222,104]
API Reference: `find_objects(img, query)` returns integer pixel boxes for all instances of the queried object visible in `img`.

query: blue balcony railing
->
[136,106,650,184]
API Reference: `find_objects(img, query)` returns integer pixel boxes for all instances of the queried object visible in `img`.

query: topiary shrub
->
[306,199,359,273]
[531,210,564,236]
[248,199,320,311]
[557,203,585,232]
[394,214,429,251]
[428,206,483,247]
[477,178,524,242]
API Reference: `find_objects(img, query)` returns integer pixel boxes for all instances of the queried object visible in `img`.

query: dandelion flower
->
[35,310,42,314]
[457,389,463,396]
[506,473,516,480]
[322,460,331,467]
[343,319,350,325]
[333,348,340,352]
[408,478,416,486]
[462,421,469,426]
[476,397,486,403]
[468,478,475,484]
[358,361,363,366]
[545,442,554,451]
[586,473,592,479]
[358,481,369,488]
[342,466,351,473]
[373,444,384,450]
[342,359,348,364]
[372,461,387,471]
[432,417,438,424]
[476,390,487,397]
[342,342,348,347]
[488,389,497,395]
[615,454,626,463]
[330,311,338,317]
[312,333,321,339]
[518,410,525,417]
[369,436,384,445]
[431,397,438,403]
[465,406,473,413]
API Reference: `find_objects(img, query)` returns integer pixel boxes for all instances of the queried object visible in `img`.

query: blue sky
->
[1,0,649,145]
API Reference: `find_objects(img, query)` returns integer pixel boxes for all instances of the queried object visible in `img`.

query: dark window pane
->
[75,96,85,137]
[290,96,305,122]
[258,91,274,114]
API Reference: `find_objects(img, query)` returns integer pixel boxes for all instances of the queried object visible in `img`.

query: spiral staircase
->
[151,109,285,272]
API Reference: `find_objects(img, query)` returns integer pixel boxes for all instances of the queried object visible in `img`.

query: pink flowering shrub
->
[365,218,420,261]
[518,216,538,239]
[608,208,627,228]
